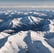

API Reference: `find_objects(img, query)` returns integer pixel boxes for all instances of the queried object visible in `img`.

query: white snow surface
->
[0,9,54,53]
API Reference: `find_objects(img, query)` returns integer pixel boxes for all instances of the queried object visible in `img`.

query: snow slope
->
[0,9,54,53]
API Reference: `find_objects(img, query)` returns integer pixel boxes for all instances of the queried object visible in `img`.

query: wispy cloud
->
[0,4,54,8]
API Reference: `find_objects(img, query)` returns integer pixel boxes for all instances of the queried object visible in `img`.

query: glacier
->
[0,9,54,53]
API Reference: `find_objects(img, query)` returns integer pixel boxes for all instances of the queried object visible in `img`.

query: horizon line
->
[0,5,54,9]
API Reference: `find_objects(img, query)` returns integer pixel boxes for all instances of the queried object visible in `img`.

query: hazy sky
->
[0,0,54,8]
[0,0,54,3]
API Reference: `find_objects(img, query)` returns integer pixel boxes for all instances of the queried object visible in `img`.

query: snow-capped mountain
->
[0,9,54,53]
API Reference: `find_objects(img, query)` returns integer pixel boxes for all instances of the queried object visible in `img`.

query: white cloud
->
[0,3,54,8]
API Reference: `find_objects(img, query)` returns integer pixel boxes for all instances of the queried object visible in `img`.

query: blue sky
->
[0,0,54,8]
[0,0,54,4]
